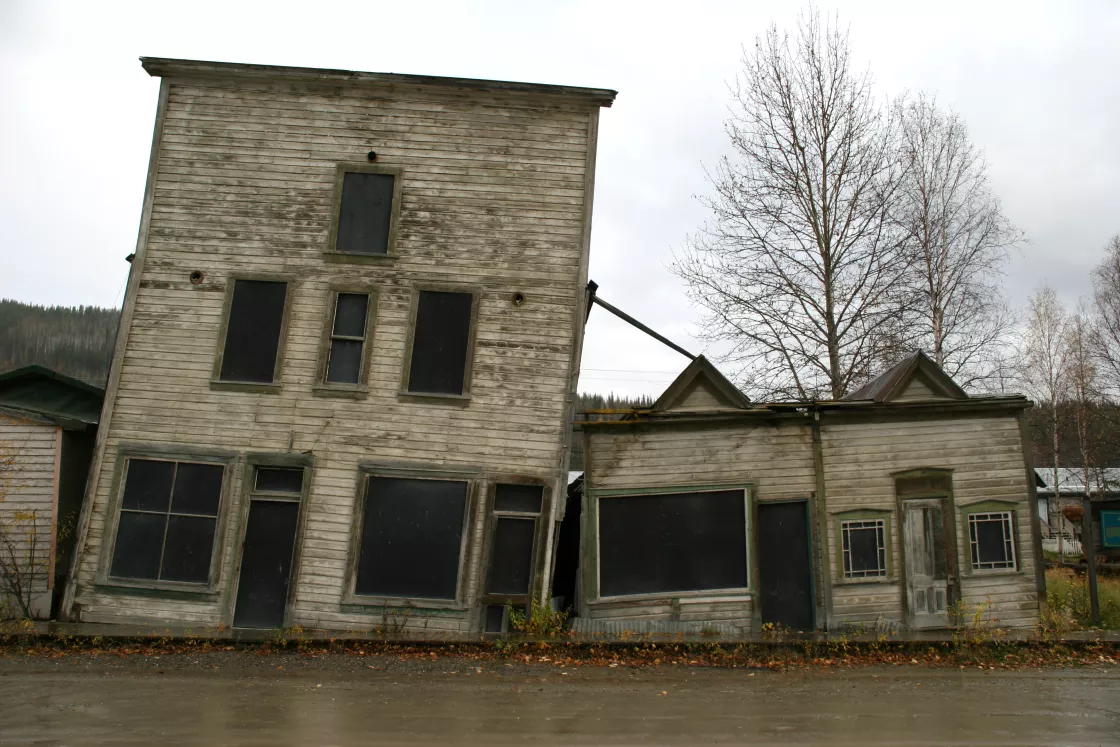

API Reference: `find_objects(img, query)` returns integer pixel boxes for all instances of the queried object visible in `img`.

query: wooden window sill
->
[312,384,369,400]
[397,391,472,406]
[322,251,398,266]
[209,380,282,394]
[94,580,219,602]
[834,577,896,586]
[340,596,469,614]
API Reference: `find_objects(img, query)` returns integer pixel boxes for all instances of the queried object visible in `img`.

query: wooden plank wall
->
[69,77,598,631]
[0,414,58,618]
[584,421,816,625]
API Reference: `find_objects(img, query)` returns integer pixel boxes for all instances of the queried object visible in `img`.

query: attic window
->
[403,289,478,398]
[326,164,403,262]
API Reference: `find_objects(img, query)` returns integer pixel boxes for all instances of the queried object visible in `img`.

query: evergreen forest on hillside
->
[0,300,119,385]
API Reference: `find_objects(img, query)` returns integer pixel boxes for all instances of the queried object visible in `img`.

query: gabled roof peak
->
[844,350,968,403]
[652,356,752,413]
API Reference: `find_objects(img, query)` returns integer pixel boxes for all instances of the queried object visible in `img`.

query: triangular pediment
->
[653,356,751,413]
[845,351,968,403]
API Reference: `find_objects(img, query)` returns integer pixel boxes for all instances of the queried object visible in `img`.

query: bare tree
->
[673,7,906,400]
[893,94,1021,391]
[1091,234,1120,398]
[1021,287,1070,557]
[1067,304,1100,503]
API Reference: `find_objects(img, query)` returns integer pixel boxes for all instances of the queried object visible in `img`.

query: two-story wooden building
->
[61,58,615,634]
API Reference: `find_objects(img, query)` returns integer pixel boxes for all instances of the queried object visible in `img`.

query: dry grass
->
[1045,567,1120,630]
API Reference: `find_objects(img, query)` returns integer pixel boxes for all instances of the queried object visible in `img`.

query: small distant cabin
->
[1034,467,1120,561]
[572,352,1043,632]
[0,366,103,618]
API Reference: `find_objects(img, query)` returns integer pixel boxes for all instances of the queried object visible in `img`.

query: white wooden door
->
[902,499,949,629]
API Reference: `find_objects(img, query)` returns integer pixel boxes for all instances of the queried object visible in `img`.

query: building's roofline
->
[140,57,617,108]
[0,365,105,398]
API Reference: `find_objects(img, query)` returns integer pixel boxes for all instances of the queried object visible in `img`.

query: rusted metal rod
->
[590,293,697,361]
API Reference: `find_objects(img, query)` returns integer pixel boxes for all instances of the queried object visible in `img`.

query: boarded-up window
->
[842,519,887,578]
[355,477,468,600]
[336,172,395,255]
[486,518,535,595]
[325,292,371,385]
[110,458,224,584]
[219,280,288,383]
[968,512,1016,570]
[598,490,747,597]
[407,291,474,395]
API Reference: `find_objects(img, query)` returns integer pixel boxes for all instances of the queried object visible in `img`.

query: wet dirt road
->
[0,654,1117,746]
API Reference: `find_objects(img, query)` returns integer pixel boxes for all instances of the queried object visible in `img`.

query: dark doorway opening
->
[758,500,814,631]
[233,500,300,629]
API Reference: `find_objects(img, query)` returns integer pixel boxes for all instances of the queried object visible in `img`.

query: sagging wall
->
[582,411,1040,631]
[66,70,603,632]
[0,414,59,618]
[821,416,1039,629]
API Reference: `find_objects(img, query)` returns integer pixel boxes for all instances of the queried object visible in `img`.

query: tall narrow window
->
[109,458,225,584]
[218,279,288,384]
[406,290,475,396]
[968,512,1016,570]
[325,292,371,385]
[327,164,403,260]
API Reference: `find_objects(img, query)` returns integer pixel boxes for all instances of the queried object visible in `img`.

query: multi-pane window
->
[324,292,372,385]
[482,483,544,633]
[968,512,1016,570]
[218,279,288,384]
[109,458,224,584]
[841,519,887,579]
[406,290,475,396]
[329,165,402,257]
[354,476,469,600]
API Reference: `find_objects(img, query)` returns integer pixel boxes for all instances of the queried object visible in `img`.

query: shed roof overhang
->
[140,57,617,108]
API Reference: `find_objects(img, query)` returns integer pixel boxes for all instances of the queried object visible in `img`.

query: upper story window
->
[326,164,403,263]
[213,277,291,391]
[315,288,377,396]
[402,289,478,399]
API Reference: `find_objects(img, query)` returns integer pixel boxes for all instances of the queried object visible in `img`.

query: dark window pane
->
[233,500,300,629]
[975,518,1009,565]
[356,477,467,599]
[333,293,369,337]
[110,511,166,580]
[170,463,224,516]
[846,526,882,574]
[407,291,473,395]
[336,172,395,255]
[219,280,287,383]
[484,604,506,633]
[121,459,174,512]
[326,340,364,384]
[598,490,747,597]
[254,467,304,494]
[494,484,543,513]
[486,517,536,595]
[160,516,217,583]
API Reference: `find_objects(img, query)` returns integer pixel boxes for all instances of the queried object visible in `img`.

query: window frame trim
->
[94,443,239,598]
[588,482,755,604]
[833,508,895,585]
[324,162,404,265]
[959,499,1022,575]
[342,461,483,611]
[313,283,380,398]
[222,451,315,629]
[478,477,551,611]
[398,284,482,403]
[210,273,296,394]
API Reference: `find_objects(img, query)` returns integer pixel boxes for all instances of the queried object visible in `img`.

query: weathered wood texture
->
[0,414,59,618]
[583,412,1039,630]
[69,74,603,632]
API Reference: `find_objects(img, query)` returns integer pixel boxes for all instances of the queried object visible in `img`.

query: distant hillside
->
[0,300,119,386]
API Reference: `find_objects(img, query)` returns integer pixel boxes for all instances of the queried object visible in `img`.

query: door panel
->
[903,499,949,629]
[758,501,814,630]
[233,500,300,629]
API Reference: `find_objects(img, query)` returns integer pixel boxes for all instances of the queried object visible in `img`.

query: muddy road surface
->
[0,653,1117,745]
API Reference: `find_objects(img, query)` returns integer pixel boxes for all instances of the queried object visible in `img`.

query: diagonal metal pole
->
[589,293,697,361]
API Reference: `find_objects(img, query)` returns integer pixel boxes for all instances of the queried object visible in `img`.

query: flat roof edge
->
[140,57,617,107]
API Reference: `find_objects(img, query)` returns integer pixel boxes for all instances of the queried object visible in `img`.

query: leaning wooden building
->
[573,352,1044,632]
[62,58,615,633]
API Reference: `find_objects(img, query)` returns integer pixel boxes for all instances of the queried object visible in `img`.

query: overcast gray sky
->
[3,0,1118,397]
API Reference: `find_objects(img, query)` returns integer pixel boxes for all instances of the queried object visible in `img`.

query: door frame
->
[224,452,314,629]
[893,469,960,630]
[754,496,817,631]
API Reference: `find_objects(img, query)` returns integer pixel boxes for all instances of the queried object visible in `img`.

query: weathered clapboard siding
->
[820,416,1038,629]
[0,414,59,618]
[66,62,611,632]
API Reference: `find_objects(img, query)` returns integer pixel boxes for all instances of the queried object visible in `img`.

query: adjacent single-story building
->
[0,366,103,618]
[571,351,1044,633]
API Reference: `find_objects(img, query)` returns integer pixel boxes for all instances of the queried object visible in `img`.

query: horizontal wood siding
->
[0,415,58,617]
[821,416,1039,629]
[71,77,598,631]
